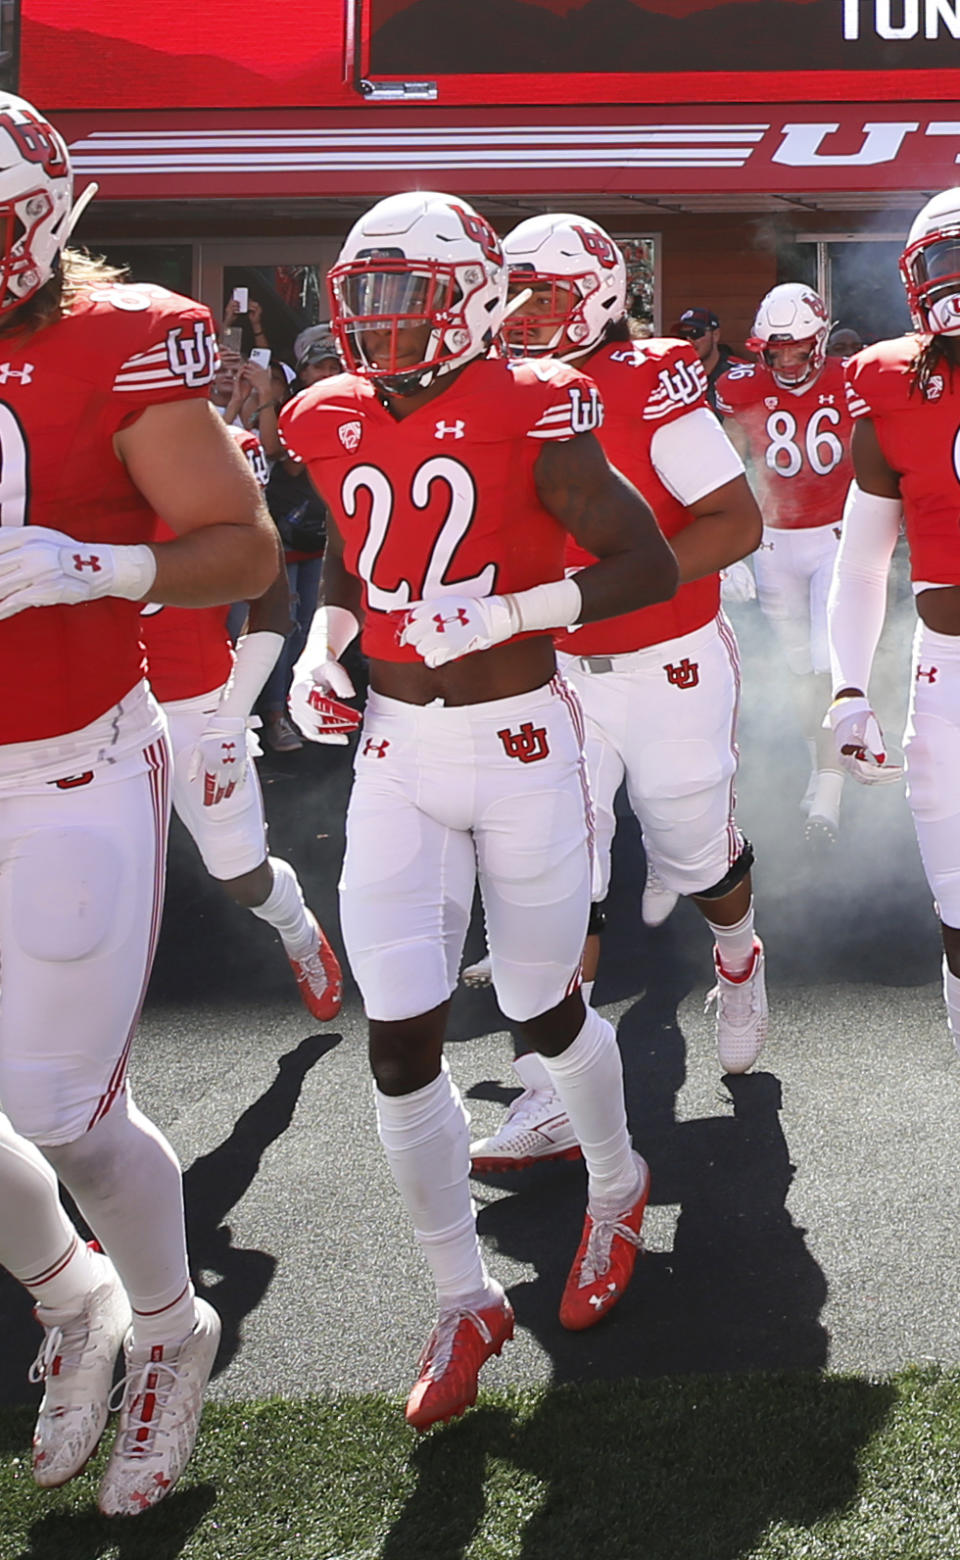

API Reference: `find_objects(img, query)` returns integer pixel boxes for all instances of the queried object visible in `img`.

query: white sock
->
[581,979,595,1006]
[809,769,844,817]
[0,1112,99,1310]
[538,1006,638,1217]
[43,1091,196,1347]
[249,856,316,959]
[706,900,756,978]
[512,1051,553,1093]
[943,956,960,1058]
[375,1060,490,1309]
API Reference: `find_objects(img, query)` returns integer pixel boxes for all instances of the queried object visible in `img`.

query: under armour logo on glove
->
[399,594,517,668]
[71,553,102,573]
[825,696,904,787]
[187,715,257,806]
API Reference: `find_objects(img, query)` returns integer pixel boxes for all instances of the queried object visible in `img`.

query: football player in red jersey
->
[0,95,277,1515]
[827,187,960,1060]
[717,283,855,842]
[466,214,764,1174]
[279,190,678,1428]
[141,425,342,1022]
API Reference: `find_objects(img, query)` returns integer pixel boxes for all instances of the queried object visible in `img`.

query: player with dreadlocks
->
[827,187,960,1057]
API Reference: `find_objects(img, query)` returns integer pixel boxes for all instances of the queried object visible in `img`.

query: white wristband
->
[504,577,582,635]
[110,544,158,601]
[218,630,285,717]
[294,603,360,681]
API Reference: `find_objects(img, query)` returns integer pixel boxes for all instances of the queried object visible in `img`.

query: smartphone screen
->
[249,347,272,368]
[221,326,243,355]
[232,286,249,313]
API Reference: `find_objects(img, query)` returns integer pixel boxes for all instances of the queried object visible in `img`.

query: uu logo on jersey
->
[166,324,217,388]
[568,384,603,435]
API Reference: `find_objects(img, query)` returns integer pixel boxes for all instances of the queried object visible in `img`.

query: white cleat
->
[461,953,493,987]
[706,936,768,1075]
[641,863,679,928]
[470,1087,582,1172]
[98,1297,221,1518]
[30,1250,132,1489]
[803,771,842,844]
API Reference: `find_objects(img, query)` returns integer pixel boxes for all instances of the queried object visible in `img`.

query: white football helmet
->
[900,188,960,337]
[326,191,507,396]
[0,94,82,316]
[747,282,831,388]
[500,213,627,360]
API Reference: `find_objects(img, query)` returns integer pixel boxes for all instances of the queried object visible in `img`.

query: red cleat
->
[288,913,343,1021]
[559,1153,650,1331]
[405,1286,514,1432]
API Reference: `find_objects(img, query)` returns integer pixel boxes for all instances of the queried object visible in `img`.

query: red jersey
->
[845,335,960,586]
[715,355,853,530]
[142,427,268,704]
[279,355,603,662]
[0,282,218,745]
[556,337,720,656]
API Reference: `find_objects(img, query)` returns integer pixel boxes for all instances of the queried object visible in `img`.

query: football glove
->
[289,658,360,745]
[826,695,903,786]
[0,526,156,620]
[187,715,261,806]
[719,559,757,604]
[398,579,582,669]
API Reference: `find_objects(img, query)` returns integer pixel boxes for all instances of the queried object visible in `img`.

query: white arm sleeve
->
[826,481,902,695]
[650,407,745,506]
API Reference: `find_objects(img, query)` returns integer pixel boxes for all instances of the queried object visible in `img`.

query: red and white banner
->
[56,104,960,200]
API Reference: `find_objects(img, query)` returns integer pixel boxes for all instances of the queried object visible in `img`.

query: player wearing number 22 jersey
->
[280,189,677,1432]
[717,282,855,841]
[0,92,275,1520]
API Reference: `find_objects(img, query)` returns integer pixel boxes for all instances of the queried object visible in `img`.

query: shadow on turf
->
[12,1483,216,1560]
[0,1032,338,1408]
[185,1029,341,1378]
[378,1374,896,1560]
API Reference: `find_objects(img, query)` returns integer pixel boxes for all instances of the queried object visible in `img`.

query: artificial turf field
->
[4,1369,960,1559]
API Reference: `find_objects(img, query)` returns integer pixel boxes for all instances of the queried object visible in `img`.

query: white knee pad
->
[11,828,123,962]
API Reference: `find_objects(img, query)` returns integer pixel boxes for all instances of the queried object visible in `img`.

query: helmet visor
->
[501,272,581,355]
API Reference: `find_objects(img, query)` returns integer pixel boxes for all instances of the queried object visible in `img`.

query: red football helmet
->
[327,191,507,397]
[900,188,960,337]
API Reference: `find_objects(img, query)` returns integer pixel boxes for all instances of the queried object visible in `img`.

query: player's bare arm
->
[668,474,762,583]
[534,430,679,620]
[246,536,294,638]
[116,399,278,606]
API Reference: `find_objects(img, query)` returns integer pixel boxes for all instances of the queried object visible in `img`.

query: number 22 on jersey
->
[343,455,495,611]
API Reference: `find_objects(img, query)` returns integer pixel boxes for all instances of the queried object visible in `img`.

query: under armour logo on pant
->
[363,737,390,758]
[916,665,939,682]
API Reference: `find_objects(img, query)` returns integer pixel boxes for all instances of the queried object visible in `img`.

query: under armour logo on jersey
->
[819,393,836,405]
[568,383,603,435]
[71,553,102,573]
[0,362,32,384]
[0,109,67,177]
[165,322,217,388]
[338,420,362,452]
[664,658,699,689]
[434,419,465,439]
[497,721,550,763]
[573,224,619,270]
[916,665,939,683]
[363,737,390,758]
